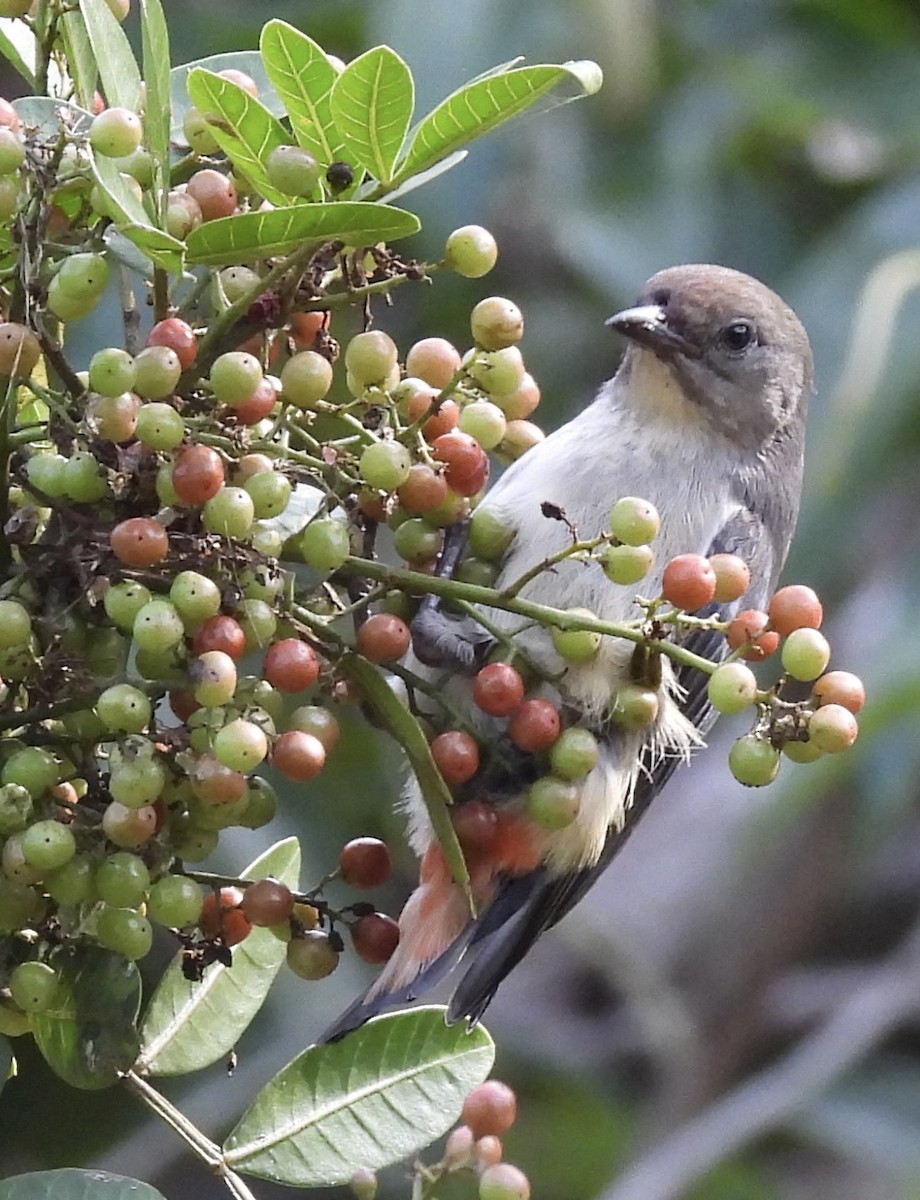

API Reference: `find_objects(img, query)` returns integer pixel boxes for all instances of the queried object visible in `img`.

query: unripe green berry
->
[600,543,653,586]
[781,627,831,682]
[551,609,601,662]
[728,734,780,786]
[707,662,759,714]
[444,225,498,278]
[610,496,660,546]
[9,961,59,1013]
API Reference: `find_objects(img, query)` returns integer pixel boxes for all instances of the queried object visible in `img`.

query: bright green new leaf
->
[0,1170,168,1200]
[136,837,300,1077]
[138,0,171,204]
[260,21,345,166]
[330,46,414,187]
[223,1008,495,1186]
[30,947,141,1091]
[90,153,184,274]
[185,201,420,267]
[391,59,603,194]
[78,0,142,111]
[186,68,291,205]
[170,51,285,147]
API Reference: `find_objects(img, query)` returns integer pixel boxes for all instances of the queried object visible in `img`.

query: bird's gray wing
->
[446,504,780,1026]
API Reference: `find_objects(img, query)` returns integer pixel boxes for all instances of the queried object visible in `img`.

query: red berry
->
[507,699,561,753]
[431,730,480,785]
[708,553,751,603]
[288,310,325,349]
[768,585,823,635]
[147,317,198,370]
[110,517,169,567]
[339,838,392,889]
[396,463,449,514]
[356,613,412,663]
[230,377,277,425]
[461,1080,518,1138]
[186,169,237,221]
[813,670,866,714]
[472,663,526,717]
[199,886,252,945]
[661,554,717,611]
[351,912,400,965]
[408,391,459,440]
[452,801,500,855]
[263,638,320,692]
[192,615,246,660]
[172,444,225,505]
[727,609,780,660]
[431,431,489,496]
[272,730,326,781]
[240,877,294,926]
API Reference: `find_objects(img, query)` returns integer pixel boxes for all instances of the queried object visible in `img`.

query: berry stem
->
[121,1069,223,1166]
[499,532,609,600]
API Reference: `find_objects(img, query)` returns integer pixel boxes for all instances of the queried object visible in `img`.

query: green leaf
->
[185,201,420,267]
[78,0,142,110]
[329,46,414,186]
[0,24,35,90]
[392,59,603,192]
[223,1007,495,1185]
[186,68,291,204]
[60,13,96,110]
[138,0,171,205]
[136,837,300,1077]
[90,152,184,274]
[12,97,93,138]
[340,652,469,897]
[0,1170,167,1200]
[259,21,345,166]
[170,51,285,147]
[30,946,141,1090]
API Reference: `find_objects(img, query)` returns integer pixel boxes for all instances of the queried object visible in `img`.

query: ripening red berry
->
[708,553,751,603]
[147,317,198,369]
[461,1081,518,1138]
[431,730,480,785]
[272,730,326,781]
[408,391,460,440]
[807,703,859,753]
[110,517,169,566]
[507,699,561,753]
[199,886,252,944]
[661,554,717,611]
[288,310,326,349]
[263,638,320,692]
[351,911,400,965]
[727,609,780,660]
[431,431,489,496]
[452,800,501,855]
[356,613,411,663]
[172,443,225,505]
[473,663,526,717]
[186,169,237,221]
[813,670,866,714]
[240,877,295,926]
[192,614,246,660]
[339,837,392,889]
[768,585,823,635]
[230,377,277,425]
[396,463,449,514]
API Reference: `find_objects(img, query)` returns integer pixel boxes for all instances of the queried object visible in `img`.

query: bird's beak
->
[606,304,700,359]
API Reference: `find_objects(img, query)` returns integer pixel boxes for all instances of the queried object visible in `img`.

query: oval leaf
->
[0,1171,167,1200]
[393,60,602,192]
[186,68,291,204]
[223,1007,495,1185]
[60,12,97,111]
[184,202,420,267]
[30,946,141,1090]
[138,0,171,197]
[136,837,300,1077]
[170,51,285,146]
[259,21,345,166]
[78,0,142,110]
[329,46,414,186]
[90,152,184,274]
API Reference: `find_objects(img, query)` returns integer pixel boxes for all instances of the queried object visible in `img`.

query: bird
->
[322,263,813,1041]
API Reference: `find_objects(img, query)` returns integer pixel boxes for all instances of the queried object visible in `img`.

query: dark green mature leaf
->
[136,837,300,1077]
[330,46,414,186]
[185,201,420,267]
[259,21,345,166]
[30,947,141,1090]
[186,68,290,204]
[78,0,142,110]
[223,1007,494,1185]
[0,25,35,90]
[391,59,602,193]
[90,153,184,274]
[0,1171,167,1200]
[60,12,97,110]
[170,51,285,146]
[138,0,171,205]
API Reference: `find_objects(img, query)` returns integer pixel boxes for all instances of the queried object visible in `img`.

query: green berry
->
[95,852,150,908]
[707,662,759,714]
[600,543,653,586]
[610,497,660,546]
[781,628,831,682]
[548,727,600,780]
[728,734,780,786]
[527,775,580,829]
[20,819,76,871]
[551,609,601,662]
[444,225,498,278]
[301,518,350,572]
[9,961,59,1013]
[147,874,203,927]
[95,904,153,959]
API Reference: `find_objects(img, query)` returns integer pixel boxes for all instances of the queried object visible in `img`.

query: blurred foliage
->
[4,0,920,1198]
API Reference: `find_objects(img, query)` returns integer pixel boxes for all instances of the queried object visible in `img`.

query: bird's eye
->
[719,320,756,354]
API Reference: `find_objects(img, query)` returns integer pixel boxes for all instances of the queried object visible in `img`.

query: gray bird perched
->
[322,263,813,1041]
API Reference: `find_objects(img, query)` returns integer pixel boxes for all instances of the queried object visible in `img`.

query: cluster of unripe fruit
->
[348,1079,531,1200]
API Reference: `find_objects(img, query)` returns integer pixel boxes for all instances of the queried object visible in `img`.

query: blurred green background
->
[4,1,920,1198]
